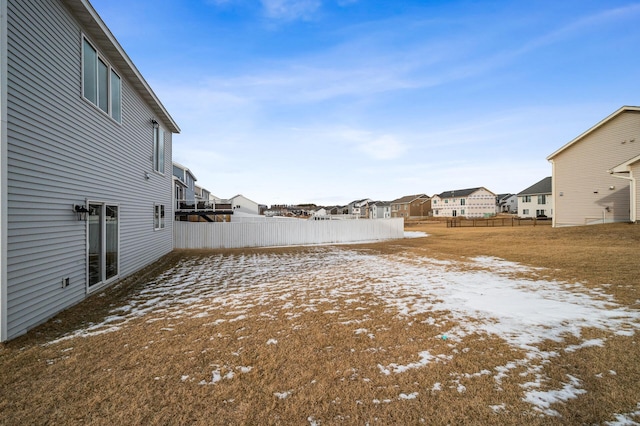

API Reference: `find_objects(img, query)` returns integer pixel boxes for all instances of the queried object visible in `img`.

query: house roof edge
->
[547,106,640,161]
[64,0,180,133]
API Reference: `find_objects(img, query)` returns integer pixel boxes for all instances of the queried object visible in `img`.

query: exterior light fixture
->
[73,204,89,221]
[151,119,159,129]
[145,171,150,180]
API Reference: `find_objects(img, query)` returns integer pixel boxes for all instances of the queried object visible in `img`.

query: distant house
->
[390,194,430,218]
[431,188,496,218]
[324,206,345,215]
[496,193,518,214]
[312,208,329,220]
[0,0,179,341]
[369,201,391,219]
[231,194,261,215]
[173,162,197,207]
[517,177,552,219]
[195,185,211,203]
[347,199,372,218]
[547,106,640,226]
[419,197,433,218]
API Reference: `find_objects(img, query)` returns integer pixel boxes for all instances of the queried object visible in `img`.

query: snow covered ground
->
[51,246,640,422]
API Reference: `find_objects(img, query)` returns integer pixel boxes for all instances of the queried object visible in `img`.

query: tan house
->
[547,106,640,227]
[432,187,496,218]
[390,194,430,218]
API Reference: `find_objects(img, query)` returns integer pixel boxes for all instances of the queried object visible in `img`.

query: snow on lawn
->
[50,246,640,417]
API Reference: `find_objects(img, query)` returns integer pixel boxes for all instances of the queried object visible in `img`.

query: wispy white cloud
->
[519,3,640,53]
[136,1,640,204]
[338,129,407,161]
[260,0,322,20]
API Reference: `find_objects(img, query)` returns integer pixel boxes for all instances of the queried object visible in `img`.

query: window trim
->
[154,204,166,230]
[153,125,165,174]
[82,35,122,124]
[86,201,120,294]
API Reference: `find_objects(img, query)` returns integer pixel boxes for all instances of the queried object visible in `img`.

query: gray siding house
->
[173,161,197,205]
[369,201,391,219]
[0,0,180,341]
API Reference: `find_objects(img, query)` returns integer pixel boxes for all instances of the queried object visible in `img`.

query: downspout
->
[608,170,635,223]
[0,0,9,342]
[549,159,556,227]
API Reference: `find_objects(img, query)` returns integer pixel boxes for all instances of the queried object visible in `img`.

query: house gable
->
[547,106,640,162]
[548,107,640,226]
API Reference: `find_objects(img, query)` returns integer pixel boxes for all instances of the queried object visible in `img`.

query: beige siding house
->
[547,106,640,227]
[517,177,553,219]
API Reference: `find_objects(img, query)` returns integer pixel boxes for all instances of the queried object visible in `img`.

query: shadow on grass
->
[3,251,186,349]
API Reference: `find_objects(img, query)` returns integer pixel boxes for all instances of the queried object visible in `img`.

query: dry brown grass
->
[1,222,639,425]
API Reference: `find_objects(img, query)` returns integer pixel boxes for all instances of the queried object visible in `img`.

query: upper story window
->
[537,195,547,205]
[153,122,165,173]
[83,37,122,123]
[460,199,466,206]
[522,195,532,203]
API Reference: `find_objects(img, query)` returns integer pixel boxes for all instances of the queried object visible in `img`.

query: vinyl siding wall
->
[518,193,552,218]
[4,0,173,340]
[232,196,260,215]
[552,111,639,227]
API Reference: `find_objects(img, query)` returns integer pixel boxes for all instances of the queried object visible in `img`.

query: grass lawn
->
[1,222,639,425]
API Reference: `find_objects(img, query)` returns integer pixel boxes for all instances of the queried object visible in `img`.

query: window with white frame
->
[153,124,165,173]
[83,37,121,122]
[154,204,165,230]
[522,195,531,202]
[523,209,529,215]
[537,195,547,205]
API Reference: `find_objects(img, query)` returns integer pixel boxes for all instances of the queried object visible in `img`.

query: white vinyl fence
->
[174,218,404,249]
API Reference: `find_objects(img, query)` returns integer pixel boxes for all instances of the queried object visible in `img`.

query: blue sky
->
[91,0,640,206]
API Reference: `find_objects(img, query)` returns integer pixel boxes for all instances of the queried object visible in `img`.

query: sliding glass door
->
[88,203,119,288]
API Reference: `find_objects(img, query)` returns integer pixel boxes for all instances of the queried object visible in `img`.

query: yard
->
[1,222,639,425]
